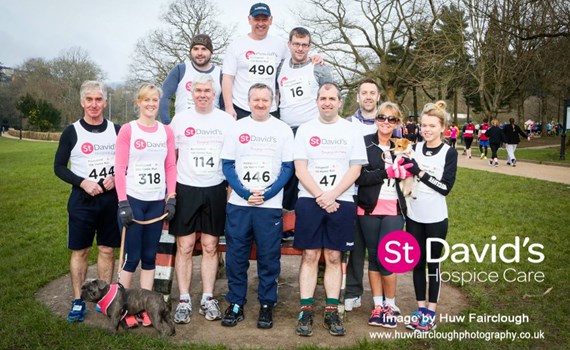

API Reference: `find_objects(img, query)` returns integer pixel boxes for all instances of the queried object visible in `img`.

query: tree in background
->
[11,47,103,127]
[129,0,234,83]
[16,93,61,132]
[294,0,439,105]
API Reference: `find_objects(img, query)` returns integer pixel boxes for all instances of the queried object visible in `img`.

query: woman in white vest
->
[114,83,177,327]
[402,101,458,333]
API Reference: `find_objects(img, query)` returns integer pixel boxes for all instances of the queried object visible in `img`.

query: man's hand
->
[80,179,103,197]
[247,190,265,206]
[316,191,338,210]
[101,176,115,191]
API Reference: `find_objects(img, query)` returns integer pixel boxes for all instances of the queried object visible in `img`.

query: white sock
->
[180,294,191,303]
[201,293,213,304]
[385,297,396,307]
[373,296,384,306]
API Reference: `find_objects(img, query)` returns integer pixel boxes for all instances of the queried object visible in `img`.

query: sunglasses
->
[375,114,398,124]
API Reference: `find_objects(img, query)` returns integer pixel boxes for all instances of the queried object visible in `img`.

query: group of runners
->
[55,2,458,338]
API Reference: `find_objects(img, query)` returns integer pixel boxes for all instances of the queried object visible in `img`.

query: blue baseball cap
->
[250,3,271,17]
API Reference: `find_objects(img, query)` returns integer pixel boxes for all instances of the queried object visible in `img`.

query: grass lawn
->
[1,137,569,349]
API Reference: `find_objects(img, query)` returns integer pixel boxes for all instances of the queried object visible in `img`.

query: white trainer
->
[344,296,361,312]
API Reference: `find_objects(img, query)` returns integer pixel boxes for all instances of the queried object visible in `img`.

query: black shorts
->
[67,188,120,250]
[169,182,227,237]
[293,198,356,252]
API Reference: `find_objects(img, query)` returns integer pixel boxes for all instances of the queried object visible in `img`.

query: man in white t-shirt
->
[168,73,235,324]
[277,26,333,213]
[220,83,294,329]
[346,78,381,136]
[222,3,288,120]
[293,82,367,337]
[159,34,223,124]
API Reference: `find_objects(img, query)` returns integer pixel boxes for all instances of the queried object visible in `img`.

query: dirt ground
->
[37,255,469,349]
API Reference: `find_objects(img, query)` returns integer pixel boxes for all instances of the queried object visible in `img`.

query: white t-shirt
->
[220,116,294,208]
[70,120,117,181]
[175,61,222,112]
[294,118,368,202]
[170,108,235,187]
[350,117,378,136]
[222,35,288,112]
[126,121,168,201]
[277,61,319,127]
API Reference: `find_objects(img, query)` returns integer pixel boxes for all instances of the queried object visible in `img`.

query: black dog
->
[81,279,175,336]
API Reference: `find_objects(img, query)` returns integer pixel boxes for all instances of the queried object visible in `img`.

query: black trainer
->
[324,311,346,336]
[295,310,314,337]
[257,304,273,329]
[221,303,244,327]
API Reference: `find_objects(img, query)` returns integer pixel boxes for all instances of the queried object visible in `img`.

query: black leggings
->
[406,218,448,303]
[490,142,500,159]
[464,138,473,149]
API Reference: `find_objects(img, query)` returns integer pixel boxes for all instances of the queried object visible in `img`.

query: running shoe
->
[381,304,397,328]
[199,297,222,321]
[344,296,361,311]
[67,299,86,322]
[221,303,244,327]
[174,300,192,324]
[324,311,346,336]
[405,309,423,330]
[296,310,314,336]
[257,304,273,329]
[390,303,401,315]
[415,314,437,333]
[512,159,517,167]
[368,305,384,326]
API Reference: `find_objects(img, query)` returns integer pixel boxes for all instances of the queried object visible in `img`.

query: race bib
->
[189,145,220,175]
[248,53,276,81]
[238,157,273,190]
[310,160,341,191]
[281,77,311,105]
[86,156,114,181]
[133,162,163,193]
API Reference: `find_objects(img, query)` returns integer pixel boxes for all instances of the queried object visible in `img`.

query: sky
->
[0,0,304,82]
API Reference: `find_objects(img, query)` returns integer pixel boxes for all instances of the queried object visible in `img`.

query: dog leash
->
[117,213,168,283]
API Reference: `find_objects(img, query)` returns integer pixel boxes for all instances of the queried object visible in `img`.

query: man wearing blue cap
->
[222,3,288,120]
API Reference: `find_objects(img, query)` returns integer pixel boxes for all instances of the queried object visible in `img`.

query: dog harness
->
[96,283,128,320]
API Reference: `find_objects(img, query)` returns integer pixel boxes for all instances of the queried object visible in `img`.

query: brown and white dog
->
[389,138,417,199]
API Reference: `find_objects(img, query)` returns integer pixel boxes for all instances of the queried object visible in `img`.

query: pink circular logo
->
[81,142,94,154]
[185,127,196,137]
[134,139,147,150]
[245,50,256,60]
[378,230,420,273]
[185,81,192,92]
[309,136,321,147]
[280,76,288,86]
[239,133,251,144]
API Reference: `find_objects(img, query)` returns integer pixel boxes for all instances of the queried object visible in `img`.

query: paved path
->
[457,155,570,185]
